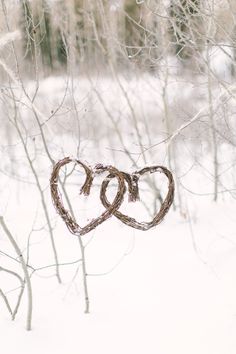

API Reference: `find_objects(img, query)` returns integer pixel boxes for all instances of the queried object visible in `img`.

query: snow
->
[0,75,236,353]
[2,203,236,354]
[207,44,234,83]
[1,173,236,354]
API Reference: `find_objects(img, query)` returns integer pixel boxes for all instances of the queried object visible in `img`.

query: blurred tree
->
[123,0,146,60]
[39,0,53,69]
[21,0,67,73]
[21,0,34,62]
[169,0,202,60]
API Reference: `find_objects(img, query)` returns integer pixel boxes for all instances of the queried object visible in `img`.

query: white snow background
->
[0,49,236,353]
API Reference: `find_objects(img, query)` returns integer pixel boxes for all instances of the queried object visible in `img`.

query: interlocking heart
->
[50,157,175,236]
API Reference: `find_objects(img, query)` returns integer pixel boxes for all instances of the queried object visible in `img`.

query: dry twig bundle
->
[50,157,126,236]
[50,158,175,236]
[101,166,175,231]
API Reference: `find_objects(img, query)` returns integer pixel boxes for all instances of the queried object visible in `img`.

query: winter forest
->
[1,1,236,353]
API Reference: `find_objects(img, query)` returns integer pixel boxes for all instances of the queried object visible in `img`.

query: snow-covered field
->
[2,198,236,354]
[1,74,236,354]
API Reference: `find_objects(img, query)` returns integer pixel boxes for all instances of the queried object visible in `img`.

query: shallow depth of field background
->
[1,1,236,353]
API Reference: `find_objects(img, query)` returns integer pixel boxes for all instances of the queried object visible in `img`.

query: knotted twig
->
[100,166,175,231]
[50,158,126,236]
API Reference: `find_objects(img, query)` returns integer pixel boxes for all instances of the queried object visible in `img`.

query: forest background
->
[0,1,236,353]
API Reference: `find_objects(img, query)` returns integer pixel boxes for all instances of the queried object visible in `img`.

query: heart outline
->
[50,157,126,236]
[100,166,174,231]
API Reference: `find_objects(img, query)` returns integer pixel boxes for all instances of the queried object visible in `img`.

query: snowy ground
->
[1,165,236,354]
[1,200,236,354]
[0,75,236,353]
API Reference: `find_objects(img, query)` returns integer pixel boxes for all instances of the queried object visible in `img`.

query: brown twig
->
[50,158,174,234]
[50,157,126,236]
[100,166,175,231]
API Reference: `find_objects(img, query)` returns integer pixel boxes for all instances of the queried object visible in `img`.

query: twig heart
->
[50,157,126,236]
[100,166,175,231]
[50,158,174,235]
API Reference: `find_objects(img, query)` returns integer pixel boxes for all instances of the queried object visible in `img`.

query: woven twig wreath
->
[100,166,174,231]
[50,157,175,236]
[50,157,126,236]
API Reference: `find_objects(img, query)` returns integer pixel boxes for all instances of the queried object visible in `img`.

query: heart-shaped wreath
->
[50,157,174,236]
[100,166,174,231]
